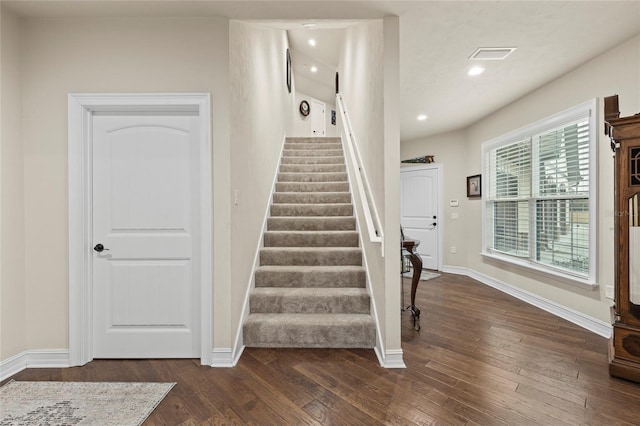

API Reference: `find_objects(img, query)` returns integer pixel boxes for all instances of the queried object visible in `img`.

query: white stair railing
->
[336,94,384,256]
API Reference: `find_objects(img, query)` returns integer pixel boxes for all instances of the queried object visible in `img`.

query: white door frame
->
[68,93,212,366]
[400,163,444,271]
[310,97,326,136]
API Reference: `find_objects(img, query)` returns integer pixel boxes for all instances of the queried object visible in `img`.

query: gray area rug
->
[403,269,441,280]
[0,381,174,426]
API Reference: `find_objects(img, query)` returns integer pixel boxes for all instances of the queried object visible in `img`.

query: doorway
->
[400,165,443,271]
[68,93,212,366]
[311,98,326,136]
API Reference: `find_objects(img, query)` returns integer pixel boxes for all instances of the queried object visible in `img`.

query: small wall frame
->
[467,174,481,198]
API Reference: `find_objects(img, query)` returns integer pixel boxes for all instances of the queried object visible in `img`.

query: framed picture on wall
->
[467,174,481,198]
[286,49,292,93]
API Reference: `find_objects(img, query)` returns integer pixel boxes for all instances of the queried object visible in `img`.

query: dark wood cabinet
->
[605,95,640,383]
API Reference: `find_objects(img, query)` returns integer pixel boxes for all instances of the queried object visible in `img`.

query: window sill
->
[481,252,598,291]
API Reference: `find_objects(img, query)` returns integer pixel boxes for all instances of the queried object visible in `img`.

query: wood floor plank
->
[4,273,640,425]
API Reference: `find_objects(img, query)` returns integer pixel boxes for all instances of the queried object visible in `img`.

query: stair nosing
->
[245,313,374,322]
[264,230,358,234]
[260,246,361,252]
[256,265,365,270]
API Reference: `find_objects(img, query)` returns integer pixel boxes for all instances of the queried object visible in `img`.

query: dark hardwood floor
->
[4,273,640,425]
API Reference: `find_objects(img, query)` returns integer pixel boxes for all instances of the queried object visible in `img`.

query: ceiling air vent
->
[469,47,517,61]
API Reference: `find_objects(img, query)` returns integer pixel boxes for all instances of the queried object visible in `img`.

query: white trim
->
[481,98,597,284]
[211,348,237,368]
[336,94,384,255]
[344,138,404,369]
[378,349,406,369]
[0,352,28,381]
[0,350,70,382]
[481,252,598,290]
[310,97,326,137]
[441,265,469,276]
[361,225,387,367]
[482,99,595,151]
[400,163,444,271]
[442,265,612,338]
[230,134,288,362]
[342,135,384,366]
[68,93,212,367]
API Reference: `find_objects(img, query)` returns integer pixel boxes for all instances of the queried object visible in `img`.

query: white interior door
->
[401,166,440,270]
[311,98,326,136]
[92,113,201,358]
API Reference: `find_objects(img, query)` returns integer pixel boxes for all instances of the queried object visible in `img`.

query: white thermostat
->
[449,200,459,207]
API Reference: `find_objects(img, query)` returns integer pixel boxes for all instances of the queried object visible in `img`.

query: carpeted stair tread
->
[270,203,353,217]
[244,136,375,350]
[250,288,370,314]
[283,149,343,157]
[286,137,341,144]
[242,313,376,348]
[273,192,351,204]
[279,164,346,173]
[260,247,362,266]
[275,182,349,192]
[264,230,359,247]
[284,143,342,150]
[277,172,348,183]
[255,265,366,288]
[267,216,356,231]
[281,156,345,165]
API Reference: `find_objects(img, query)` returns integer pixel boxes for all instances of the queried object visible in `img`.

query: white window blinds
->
[483,101,595,283]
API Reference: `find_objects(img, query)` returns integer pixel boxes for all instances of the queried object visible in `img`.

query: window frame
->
[481,99,597,288]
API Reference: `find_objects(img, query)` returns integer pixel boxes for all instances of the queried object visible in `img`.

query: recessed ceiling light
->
[308,39,316,47]
[302,23,317,29]
[310,66,318,73]
[417,114,428,121]
[467,66,485,76]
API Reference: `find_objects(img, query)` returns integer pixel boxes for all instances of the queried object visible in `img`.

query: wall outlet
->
[451,212,459,220]
[606,285,614,300]
[451,246,457,254]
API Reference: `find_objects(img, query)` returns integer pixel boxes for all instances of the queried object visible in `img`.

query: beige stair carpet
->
[243,137,376,348]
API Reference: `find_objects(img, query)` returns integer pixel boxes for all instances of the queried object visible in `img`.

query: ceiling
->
[4,1,640,142]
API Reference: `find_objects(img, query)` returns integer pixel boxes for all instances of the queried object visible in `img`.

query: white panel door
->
[92,114,201,358]
[311,98,326,136]
[401,167,440,270]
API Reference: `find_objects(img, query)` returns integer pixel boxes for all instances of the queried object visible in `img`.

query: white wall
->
[339,21,385,214]
[401,129,469,266]
[0,6,27,361]
[290,91,338,137]
[338,17,402,364]
[229,21,294,353]
[15,16,231,355]
[405,34,640,324]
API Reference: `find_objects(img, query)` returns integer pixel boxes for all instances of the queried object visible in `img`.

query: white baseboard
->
[374,346,406,369]
[441,265,469,276]
[383,349,407,368]
[1,350,70,381]
[211,348,237,368]
[232,345,245,367]
[442,265,612,338]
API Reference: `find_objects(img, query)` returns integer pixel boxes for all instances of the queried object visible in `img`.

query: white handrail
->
[336,94,384,256]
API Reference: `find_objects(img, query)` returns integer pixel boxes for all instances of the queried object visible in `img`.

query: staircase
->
[243,137,376,348]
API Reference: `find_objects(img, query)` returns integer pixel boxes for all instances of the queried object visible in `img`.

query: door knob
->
[93,243,109,252]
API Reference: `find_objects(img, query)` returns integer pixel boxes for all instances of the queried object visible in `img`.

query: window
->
[482,100,596,285]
